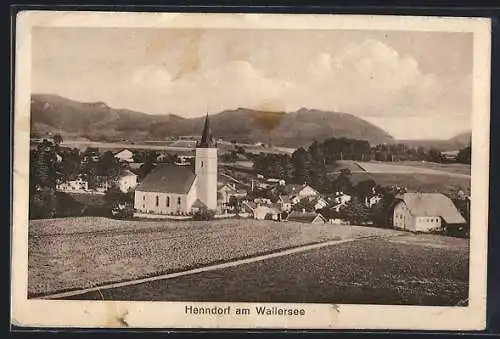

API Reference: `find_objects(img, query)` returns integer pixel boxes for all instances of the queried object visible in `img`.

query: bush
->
[112,205,135,219]
[192,209,216,221]
[29,189,86,219]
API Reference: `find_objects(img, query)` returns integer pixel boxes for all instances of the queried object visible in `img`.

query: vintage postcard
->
[11,11,491,330]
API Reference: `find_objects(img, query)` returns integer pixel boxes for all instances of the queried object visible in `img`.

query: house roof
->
[135,164,196,194]
[287,211,325,223]
[219,183,236,192]
[243,201,257,210]
[114,149,133,156]
[120,169,137,177]
[312,197,327,205]
[128,162,143,170]
[396,193,466,224]
[283,184,305,194]
[279,195,291,203]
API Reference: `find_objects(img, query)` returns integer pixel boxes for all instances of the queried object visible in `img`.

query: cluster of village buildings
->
[53,115,469,233]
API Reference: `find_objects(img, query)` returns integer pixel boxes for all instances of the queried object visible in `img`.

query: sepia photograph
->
[11,11,491,330]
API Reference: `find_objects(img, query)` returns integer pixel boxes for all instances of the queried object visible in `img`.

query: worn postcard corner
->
[11,10,491,331]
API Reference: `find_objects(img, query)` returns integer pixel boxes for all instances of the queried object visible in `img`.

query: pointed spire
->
[197,112,216,148]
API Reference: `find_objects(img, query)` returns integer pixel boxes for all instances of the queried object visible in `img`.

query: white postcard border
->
[11,11,491,330]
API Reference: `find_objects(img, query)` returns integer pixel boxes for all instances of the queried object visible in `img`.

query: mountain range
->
[30,94,469,150]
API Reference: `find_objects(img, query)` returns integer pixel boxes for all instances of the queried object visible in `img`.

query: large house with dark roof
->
[134,114,218,214]
[392,193,466,232]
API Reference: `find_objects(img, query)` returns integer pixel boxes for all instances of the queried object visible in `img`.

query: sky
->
[32,27,473,140]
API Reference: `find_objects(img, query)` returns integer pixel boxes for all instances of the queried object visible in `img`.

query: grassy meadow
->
[28,217,403,297]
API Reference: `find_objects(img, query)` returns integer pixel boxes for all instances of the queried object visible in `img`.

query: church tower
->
[195,113,218,210]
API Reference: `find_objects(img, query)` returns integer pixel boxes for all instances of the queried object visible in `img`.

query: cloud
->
[32,30,471,139]
[302,39,446,117]
[130,38,467,123]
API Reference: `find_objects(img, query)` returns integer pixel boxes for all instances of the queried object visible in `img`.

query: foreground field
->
[65,233,469,306]
[28,217,403,297]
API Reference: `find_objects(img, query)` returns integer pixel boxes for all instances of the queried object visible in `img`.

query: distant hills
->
[398,131,471,152]
[30,94,395,148]
[30,94,470,150]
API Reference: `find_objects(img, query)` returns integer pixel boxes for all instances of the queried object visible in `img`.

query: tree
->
[291,147,312,184]
[428,148,444,163]
[342,197,371,225]
[33,139,59,190]
[59,148,82,182]
[228,195,240,211]
[97,151,122,180]
[352,179,377,199]
[456,145,471,164]
[331,168,353,194]
[192,209,216,221]
[53,134,63,145]
[292,198,316,212]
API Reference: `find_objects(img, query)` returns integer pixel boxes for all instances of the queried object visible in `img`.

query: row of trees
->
[252,137,473,193]
[29,136,127,219]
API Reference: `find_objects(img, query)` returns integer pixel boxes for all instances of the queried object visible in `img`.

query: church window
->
[166,196,170,207]
[178,197,181,205]
[201,161,204,167]
[155,196,159,206]
[143,195,145,200]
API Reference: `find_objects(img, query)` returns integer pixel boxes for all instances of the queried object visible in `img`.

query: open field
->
[382,160,471,175]
[64,233,469,306]
[356,161,470,178]
[28,217,403,297]
[327,160,470,193]
[349,172,470,193]
[336,171,471,194]
[59,139,294,155]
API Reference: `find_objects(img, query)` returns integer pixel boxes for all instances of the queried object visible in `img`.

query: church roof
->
[135,164,196,194]
[197,113,216,148]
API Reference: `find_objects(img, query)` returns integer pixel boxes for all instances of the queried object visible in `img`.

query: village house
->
[117,169,138,193]
[217,183,247,206]
[392,192,466,232]
[312,197,328,211]
[442,150,460,162]
[278,195,292,212]
[333,191,351,205]
[56,175,89,192]
[242,201,281,220]
[134,114,218,215]
[286,211,326,224]
[365,194,382,208]
[283,184,320,198]
[114,149,134,163]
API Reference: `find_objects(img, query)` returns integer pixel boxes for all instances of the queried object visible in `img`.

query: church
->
[134,114,218,214]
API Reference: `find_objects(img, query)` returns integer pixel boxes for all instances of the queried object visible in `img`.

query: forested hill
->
[30,94,395,147]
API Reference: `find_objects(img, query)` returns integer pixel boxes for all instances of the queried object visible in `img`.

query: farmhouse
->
[312,197,328,211]
[217,183,247,206]
[283,184,319,198]
[287,211,326,224]
[392,193,466,232]
[117,169,138,193]
[114,149,134,163]
[278,195,292,212]
[442,150,460,162]
[134,114,217,214]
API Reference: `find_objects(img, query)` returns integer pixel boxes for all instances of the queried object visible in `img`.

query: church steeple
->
[197,113,216,148]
